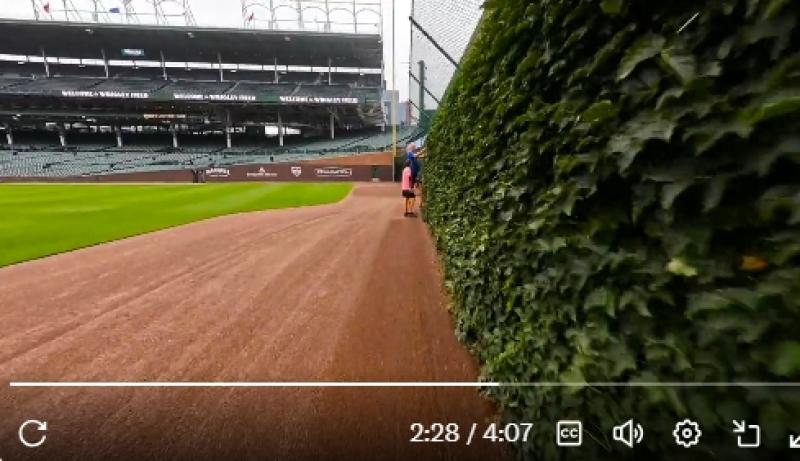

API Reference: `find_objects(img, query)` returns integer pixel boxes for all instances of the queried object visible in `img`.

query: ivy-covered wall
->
[425,0,800,458]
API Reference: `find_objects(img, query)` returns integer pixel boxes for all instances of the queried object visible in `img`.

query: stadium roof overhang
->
[0,19,383,68]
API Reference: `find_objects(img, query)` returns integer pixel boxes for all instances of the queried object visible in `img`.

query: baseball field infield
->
[0,182,352,267]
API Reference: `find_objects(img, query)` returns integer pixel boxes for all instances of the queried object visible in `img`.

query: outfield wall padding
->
[0,164,392,183]
[0,169,193,183]
[204,163,391,182]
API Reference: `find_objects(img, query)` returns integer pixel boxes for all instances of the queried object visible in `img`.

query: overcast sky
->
[0,0,412,98]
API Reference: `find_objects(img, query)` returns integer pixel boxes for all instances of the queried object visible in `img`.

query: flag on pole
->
[246,12,255,22]
[43,2,51,13]
[109,7,121,14]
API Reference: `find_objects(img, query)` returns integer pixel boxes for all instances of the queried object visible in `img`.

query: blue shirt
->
[406,150,420,175]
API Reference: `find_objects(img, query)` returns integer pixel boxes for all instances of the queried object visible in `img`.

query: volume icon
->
[613,419,644,448]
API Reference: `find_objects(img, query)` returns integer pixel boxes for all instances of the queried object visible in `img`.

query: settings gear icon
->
[673,419,702,448]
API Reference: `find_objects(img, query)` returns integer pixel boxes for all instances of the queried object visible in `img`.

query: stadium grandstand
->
[0,11,420,178]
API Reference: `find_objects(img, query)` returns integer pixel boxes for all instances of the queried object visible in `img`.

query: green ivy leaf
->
[660,47,697,84]
[600,0,623,15]
[703,175,729,212]
[746,136,800,177]
[516,48,542,74]
[620,289,653,317]
[610,112,676,171]
[656,87,684,110]
[699,60,723,78]
[763,0,792,19]
[559,366,587,387]
[499,209,514,222]
[757,185,800,224]
[584,287,617,317]
[581,100,616,123]
[632,183,658,222]
[666,257,699,277]
[741,92,800,125]
[684,119,753,155]
[687,289,761,318]
[617,34,666,81]
[770,341,800,376]
[661,179,694,209]
[741,16,795,49]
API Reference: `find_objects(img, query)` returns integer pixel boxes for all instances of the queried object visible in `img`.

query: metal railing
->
[28,0,197,26]
[241,0,381,34]
[22,0,382,32]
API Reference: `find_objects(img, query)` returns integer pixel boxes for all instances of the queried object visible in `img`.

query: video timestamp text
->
[410,422,533,444]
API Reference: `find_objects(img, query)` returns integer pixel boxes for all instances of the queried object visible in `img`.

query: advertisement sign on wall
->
[173,93,256,102]
[201,164,390,182]
[61,90,149,99]
[4,164,392,183]
[314,167,353,178]
[280,96,360,104]
[246,167,279,179]
[205,167,231,178]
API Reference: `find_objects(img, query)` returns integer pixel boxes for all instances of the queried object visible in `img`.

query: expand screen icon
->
[732,420,760,448]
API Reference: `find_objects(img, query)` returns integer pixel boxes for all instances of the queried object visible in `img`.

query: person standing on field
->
[401,159,416,217]
[406,142,421,187]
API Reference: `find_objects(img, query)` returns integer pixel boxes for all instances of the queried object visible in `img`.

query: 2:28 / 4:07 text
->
[410,423,533,444]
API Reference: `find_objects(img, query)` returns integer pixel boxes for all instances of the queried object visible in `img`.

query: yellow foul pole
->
[391,0,398,177]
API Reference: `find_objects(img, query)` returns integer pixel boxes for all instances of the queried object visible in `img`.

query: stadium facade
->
[0,18,417,180]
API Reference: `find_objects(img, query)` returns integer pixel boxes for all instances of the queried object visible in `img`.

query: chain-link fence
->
[408,0,483,128]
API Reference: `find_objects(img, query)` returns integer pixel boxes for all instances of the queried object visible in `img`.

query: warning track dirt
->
[0,183,507,460]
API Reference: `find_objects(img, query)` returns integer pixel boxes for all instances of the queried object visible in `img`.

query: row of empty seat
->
[0,127,421,177]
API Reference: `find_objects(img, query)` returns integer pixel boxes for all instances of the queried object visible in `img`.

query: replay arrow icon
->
[18,420,47,448]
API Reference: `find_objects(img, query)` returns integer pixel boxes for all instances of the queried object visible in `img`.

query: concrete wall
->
[0,164,393,183]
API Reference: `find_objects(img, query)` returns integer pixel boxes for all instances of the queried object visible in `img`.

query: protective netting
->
[408,0,483,126]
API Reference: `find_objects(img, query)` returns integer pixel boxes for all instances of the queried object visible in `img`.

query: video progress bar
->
[9,382,800,388]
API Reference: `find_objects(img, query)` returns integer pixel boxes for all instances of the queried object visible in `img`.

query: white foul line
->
[8,382,800,388]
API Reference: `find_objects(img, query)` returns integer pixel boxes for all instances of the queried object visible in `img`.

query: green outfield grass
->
[0,183,352,267]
